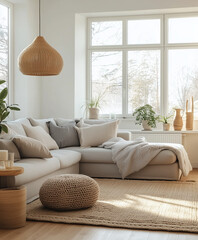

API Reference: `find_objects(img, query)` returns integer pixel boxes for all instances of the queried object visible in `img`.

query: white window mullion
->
[0,0,12,108]
[163,14,168,116]
[122,50,127,117]
[122,19,127,117]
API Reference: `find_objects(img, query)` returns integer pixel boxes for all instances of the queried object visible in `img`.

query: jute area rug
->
[27,179,198,233]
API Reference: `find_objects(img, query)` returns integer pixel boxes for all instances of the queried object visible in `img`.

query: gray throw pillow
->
[48,121,80,148]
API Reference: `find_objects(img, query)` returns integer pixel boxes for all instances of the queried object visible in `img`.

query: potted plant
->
[0,80,20,134]
[85,92,106,119]
[159,114,173,131]
[87,97,100,119]
[132,104,158,131]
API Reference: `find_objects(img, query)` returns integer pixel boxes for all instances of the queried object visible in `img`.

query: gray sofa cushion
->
[66,147,113,163]
[14,157,60,186]
[50,149,81,169]
[150,150,176,165]
[66,147,176,165]
[80,162,181,180]
[55,118,75,127]
[48,121,80,148]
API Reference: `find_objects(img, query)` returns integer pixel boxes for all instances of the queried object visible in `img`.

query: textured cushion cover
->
[39,174,99,210]
[29,118,56,134]
[50,149,81,169]
[13,136,52,158]
[23,125,59,150]
[0,139,21,160]
[48,121,79,148]
[76,120,119,147]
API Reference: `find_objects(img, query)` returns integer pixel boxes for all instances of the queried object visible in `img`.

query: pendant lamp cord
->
[39,0,41,36]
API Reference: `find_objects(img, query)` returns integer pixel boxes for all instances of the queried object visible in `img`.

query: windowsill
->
[129,130,198,134]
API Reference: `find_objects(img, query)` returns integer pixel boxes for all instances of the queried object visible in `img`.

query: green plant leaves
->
[0,124,8,133]
[0,81,20,134]
[0,80,6,85]
[8,106,20,111]
[0,87,8,100]
[133,104,158,128]
[1,111,10,121]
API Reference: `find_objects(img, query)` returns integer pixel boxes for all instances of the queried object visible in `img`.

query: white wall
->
[40,0,198,119]
[10,0,41,120]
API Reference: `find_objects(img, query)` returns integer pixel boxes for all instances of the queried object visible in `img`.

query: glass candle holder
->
[5,160,14,169]
[0,160,6,169]
[5,153,14,169]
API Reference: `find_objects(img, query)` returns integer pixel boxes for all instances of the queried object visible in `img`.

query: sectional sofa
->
[0,118,181,202]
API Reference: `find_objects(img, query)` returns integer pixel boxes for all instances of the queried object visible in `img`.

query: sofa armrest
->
[117,131,131,141]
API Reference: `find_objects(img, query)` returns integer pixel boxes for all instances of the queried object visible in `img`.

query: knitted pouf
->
[39,174,99,211]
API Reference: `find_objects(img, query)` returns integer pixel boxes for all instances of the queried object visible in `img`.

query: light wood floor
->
[0,170,198,240]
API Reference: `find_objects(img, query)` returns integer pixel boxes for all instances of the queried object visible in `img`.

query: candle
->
[8,152,14,161]
[0,150,8,160]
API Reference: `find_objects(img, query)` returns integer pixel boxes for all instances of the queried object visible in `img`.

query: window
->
[88,13,198,117]
[128,19,160,44]
[0,1,11,100]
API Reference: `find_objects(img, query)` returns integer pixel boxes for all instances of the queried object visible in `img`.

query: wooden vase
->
[173,109,183,131]
[186,97,194,130]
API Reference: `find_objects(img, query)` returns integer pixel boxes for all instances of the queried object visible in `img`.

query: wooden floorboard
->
[0,170,198,240]
[0,222,198,240]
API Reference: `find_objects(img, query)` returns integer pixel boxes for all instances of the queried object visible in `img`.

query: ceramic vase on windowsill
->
[163,123,170,131]
[142,120,152,131]
[89,107,99,119]
[173,109,183,131]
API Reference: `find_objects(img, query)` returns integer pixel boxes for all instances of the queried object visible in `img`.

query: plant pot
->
[163,123,170,131]
[89,108,99,119]
[142,120,152,131]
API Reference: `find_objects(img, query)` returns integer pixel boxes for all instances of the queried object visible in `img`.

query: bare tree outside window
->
[0,4,9,93]
[91,51,122,114]
[89,15,198,117]
[168,49,198,115]
[128,50,160,114]
[91,21,122,46]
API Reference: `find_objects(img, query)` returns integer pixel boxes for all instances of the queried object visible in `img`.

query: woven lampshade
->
[18,36,63,76]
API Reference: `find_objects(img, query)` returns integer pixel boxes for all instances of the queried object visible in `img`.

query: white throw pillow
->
[23,125,59,150]
[0,126,19,140]
[29,118,56,133]
[76,120,119,147]
[76,118,90,128]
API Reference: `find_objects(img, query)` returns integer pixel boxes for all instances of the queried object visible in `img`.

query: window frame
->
[87,13,198,118]
[0,0,13,105]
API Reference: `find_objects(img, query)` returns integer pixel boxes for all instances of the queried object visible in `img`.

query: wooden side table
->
[0,166,26,229]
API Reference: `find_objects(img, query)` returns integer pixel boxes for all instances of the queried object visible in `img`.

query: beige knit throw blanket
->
[100,137,192,179]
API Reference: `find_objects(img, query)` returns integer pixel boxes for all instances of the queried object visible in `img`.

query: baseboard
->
[192,163,198,168]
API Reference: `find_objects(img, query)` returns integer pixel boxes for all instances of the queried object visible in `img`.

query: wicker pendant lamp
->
[18,0,63,76]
